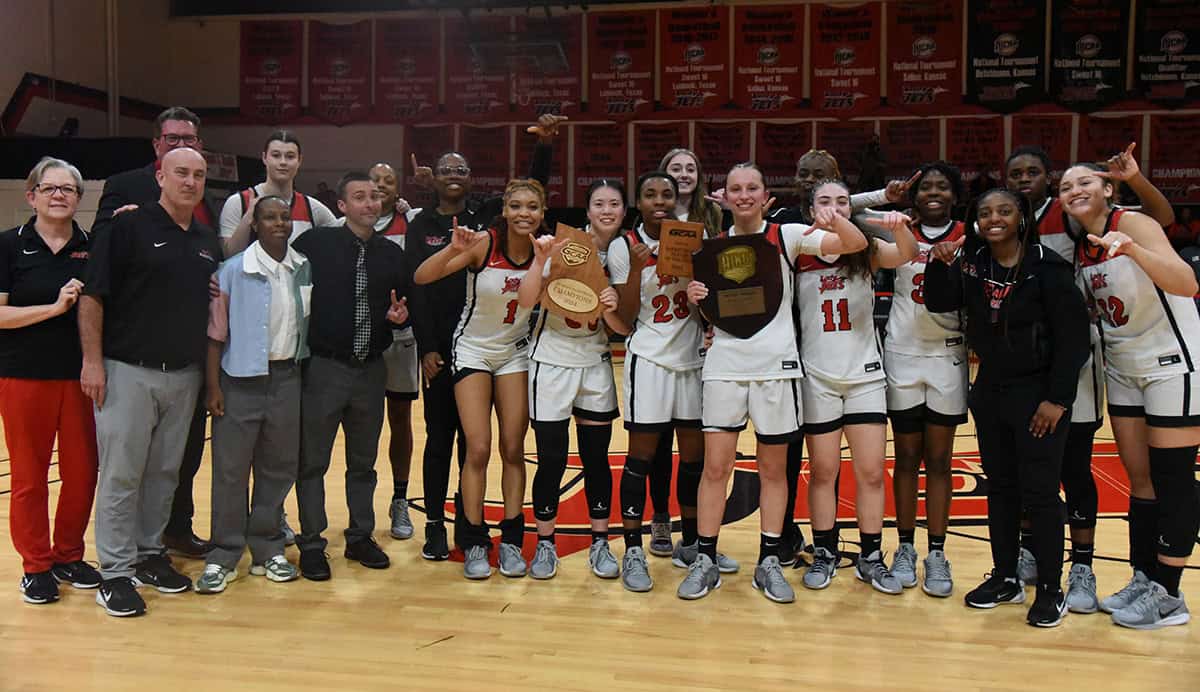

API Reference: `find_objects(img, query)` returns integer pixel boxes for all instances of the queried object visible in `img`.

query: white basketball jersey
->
[529,246,611,368]
[453,229,533,358]
[885,221,967,357]
[796,255,885,384]
[219,185,336,244]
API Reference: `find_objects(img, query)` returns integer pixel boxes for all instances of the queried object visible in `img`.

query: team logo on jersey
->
[502,276,522,294]
[716,245,756,284]
[70,251,89,260]
[983,279,1013,311]
[1090,272,1109,291]
[818,275,846,293]
[425,236,448,248]
[561,242,591,267]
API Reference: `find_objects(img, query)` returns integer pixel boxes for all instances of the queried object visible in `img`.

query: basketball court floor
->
[1,361,1197,691]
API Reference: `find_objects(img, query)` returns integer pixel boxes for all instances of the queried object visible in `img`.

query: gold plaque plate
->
[716,286,765,317]
[546,277,600,313]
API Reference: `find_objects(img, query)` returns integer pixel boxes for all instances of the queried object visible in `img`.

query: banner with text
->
[1011,114,1074,178]
[816,120,877,187]
[513,15,583,120]
[573,124,628,207]
[878,119,940,180]
[308,21,371,126]
[887,1,962,114]
[444,16,511,121]
[659,7,729,115]
[694,122,752,189]
[458,125,512,202]
[732,5,805,115]
[967,0,1047,112]
[1077,114,1141,164]
[1049,0,1128,112]
[811,3,882,116]
[587,11,656,120]
[756,122,813,207]
[1149,115,1200,202]
[1135,0,1200,103]
[516,130,568,207]
[375,19,440,122]
[946,117,1005,184]
[634,122,691,178]
[239,20,303,123]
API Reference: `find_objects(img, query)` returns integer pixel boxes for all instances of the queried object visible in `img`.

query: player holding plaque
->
[677,164,866,603]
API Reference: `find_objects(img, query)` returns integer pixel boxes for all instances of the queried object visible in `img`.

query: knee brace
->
[577,423,613,520]
[677,459,704,508]
[620,457,650,520]
[649,432,674,513]
[531,421,570,521]
[1061,424,1099,529]
[1149,445,1200,559]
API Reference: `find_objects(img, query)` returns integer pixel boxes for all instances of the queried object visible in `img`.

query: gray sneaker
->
[649,514,673,557]
[1017,547,1038,584]
[498,542,527,578]
[676,553,721,600]
[1100,570,1151,614]
[1066,563,1099,613]
[529,540,559,580]
[194,564,237,594]
[856,551,903,595]
[622,547,653,592]
[463,545,492,580]
[1112,583,1191,630]
[281,513,296,547]
[753,556,795,603]
[803,547,837,590]
[671,541,740,574]
[589,540,619,579]
[249,555,299,583]
[389,498,414,540]
[922,549,953,597]
[891,543,918,588]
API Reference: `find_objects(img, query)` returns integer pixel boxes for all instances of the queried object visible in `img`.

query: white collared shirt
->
[254,242,300,361]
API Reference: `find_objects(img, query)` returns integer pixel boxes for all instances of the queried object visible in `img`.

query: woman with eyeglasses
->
[0,157,100,605]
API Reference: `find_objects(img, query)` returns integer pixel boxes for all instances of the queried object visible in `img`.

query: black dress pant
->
[422,364,466,524]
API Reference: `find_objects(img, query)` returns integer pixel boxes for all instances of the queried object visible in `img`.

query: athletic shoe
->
[299,550,331,581]
[964,572,1025,608]
[589,540,619,579]
[498,542,527,578]
[621,547,653,592]
[856,551,903,595]
[389,498,414,540]
[671,541,740,574]
[1017,547,1038,585]
[194,564,237,594]
[95,577,145,617]
[1100,570,1151,614]
[649,514,673,557]
[344,537,390,569]
[422,522,450,561]
[676,553,721,600]
[250,555,299,583]
[529,540,559,580]
[803,547,837,590]
[162,532,209,559]
[1111,583,1191,630]
[51,560,102,589]
[281,513,296,547]
[19,572,59,605]
[922,550,954,597]
[779,526,807,567]
[753,556,795,603]
[1027,585,1068,627]
[463,545,492,580]
[890,543,918,588]
[133,554,192,593]
[1065,563,1099,614]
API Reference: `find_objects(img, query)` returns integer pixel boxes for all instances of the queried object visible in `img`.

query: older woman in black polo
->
[0,157,100,605]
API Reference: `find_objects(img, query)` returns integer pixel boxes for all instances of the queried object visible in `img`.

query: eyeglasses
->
[160,134,200,146]
[437,165,470,176]
[35,184,80,197]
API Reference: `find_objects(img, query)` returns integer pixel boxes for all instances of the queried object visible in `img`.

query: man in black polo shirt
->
[291,171,409,581]
[79,147,222,617]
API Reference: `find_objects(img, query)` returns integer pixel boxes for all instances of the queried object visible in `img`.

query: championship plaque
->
[542,223,609,323]
[655,220,704,280]
[691,233,783,339]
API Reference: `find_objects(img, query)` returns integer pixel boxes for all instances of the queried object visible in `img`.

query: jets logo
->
[819,274,845,294]
[502,276,522,294]
[1090,272,1109,291]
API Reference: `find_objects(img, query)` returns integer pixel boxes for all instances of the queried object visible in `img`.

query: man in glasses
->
[92,106,218,561]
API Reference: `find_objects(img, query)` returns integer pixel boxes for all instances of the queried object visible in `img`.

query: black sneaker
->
[344,537,390,569]
[133,554,192,593]
[779,525,807,567]
[299,549,331,581]
[20,571,59,604]
[96,577,145,617]
[965,572,1025,609]
[51,560,102,589]
[1027,585,1068,628]
[422,522,450,561]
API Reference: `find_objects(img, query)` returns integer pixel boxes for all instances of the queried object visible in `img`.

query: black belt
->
[311,348,380,369]
[130,359,195,372]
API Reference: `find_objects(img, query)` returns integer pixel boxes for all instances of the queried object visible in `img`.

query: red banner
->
[946,117,1005,185]
[239,21,303,123]
[459,125,512,201]
[732,5,805,114]
[1149,115,1200,203]
[879,119,940,180]
[811,3,882,116]
[816,120,877,187]
[444,16,511,121]
[375,19,440,122]
[307,21,371,126]
[887,1,962,114]
[756,122,812,207]
[587,11,656,120]
[1078,114,1141,165]
[573,124,628,207]
[512,15,583,119]
[659,7,730,114]
[403,124,455,208]
[634,123,690,179]
[516,132,568,207]
[1011,115,1073,177]
[694,122,752,189]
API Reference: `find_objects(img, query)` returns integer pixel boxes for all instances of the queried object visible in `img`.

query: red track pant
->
[0,378,98,573]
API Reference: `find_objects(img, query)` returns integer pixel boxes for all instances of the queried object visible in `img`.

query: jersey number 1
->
[502,299,519,325]
[821,298,852,332]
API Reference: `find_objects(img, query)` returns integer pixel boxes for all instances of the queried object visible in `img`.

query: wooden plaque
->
[541,223,609,323]
[691,233,783,339]
[655,220,704,280]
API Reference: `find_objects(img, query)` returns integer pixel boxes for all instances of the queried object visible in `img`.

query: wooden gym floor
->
[0,361,1197,691]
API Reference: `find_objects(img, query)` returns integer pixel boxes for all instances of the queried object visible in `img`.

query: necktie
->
[352,240,370,360]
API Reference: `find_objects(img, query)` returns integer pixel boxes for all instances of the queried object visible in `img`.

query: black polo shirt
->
[83,203,222,367]
[0,219,90,379]
[293,225,408,360]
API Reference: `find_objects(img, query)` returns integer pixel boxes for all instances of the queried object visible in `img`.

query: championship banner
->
[1149,115,1200,203]
[459,125,512,201]
[659,7,730,114]
[634,122,690,180]
[810,3,882,116]
[756,122,812,207]
[1011,115,1073,177]
[516,130,568,207]
[444,15,511,121]
[878,119,939,180]
[887,0,962,114]
[732,4,804,114]
[239,21,303,123]
[1077,114,1141,165]
[1135,0,1200,103]
[375,18,440,122]
[403,124,454,208]
[815,120,876,188]
[512,15,583,120]
[1049,0,1128,112]
[308,21,370,126]
[572,124,627,207]
[694,122,751,190]
[587,10,656,120]
[946,117,1004,186]
[966,0,1047,112]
